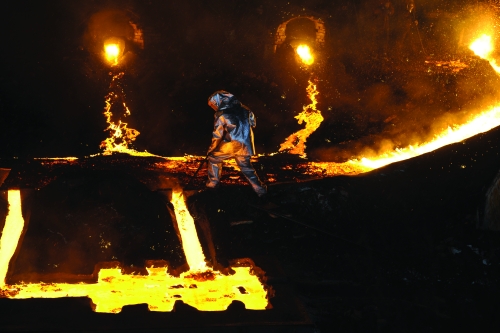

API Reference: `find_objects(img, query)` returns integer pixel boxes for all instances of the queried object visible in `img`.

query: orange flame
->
[296,44,314,66]
[0,188,269,312]
[103,37,124,67]
[299,35,500,175]
[302,104,500,177]
[279,80,323,157]
[470,34,500,73]
[104,44,120,66]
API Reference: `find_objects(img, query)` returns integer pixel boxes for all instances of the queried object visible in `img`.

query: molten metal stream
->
[0,189,268,312]
[0,190,24,287]
[279,80,323,157]
[170,189,207,271]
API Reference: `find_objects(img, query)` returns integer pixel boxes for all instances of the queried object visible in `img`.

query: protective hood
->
[208,90,239,111]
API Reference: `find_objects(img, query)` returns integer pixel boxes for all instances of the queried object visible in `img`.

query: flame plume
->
[279,80,324,157]
[469,34,500,72]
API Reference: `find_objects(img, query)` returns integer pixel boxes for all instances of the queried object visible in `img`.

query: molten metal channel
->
[0,189,269,313]
[0,190,25,287]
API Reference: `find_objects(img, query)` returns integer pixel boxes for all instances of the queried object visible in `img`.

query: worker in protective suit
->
[206,90,267,197]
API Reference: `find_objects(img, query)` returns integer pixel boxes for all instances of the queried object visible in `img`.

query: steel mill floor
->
[1,125,500,332]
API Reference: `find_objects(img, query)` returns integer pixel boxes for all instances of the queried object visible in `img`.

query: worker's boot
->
[206,159,222,189]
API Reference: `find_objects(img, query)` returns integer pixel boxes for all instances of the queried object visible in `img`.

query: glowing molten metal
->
[279,80,323,157]
[302,104,500,177]
[296,44,314,66]
[170,189,207,271]
[0,190,24,286]
[297,34,500,175]
[469,34,500,73]
[0,189,269,312]
[104,44,120,66]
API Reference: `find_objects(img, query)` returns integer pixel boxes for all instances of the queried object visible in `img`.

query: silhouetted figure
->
[205,91,267,197]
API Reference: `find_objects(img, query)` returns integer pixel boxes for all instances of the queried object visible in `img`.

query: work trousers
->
[207,154,267,196]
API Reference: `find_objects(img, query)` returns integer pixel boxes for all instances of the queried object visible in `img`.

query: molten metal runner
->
[0,188,270,313]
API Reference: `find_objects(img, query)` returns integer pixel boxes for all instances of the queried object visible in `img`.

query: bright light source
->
[296,44,314,66]
[103,37,124,66]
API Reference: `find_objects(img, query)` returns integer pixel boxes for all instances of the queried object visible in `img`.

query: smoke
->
[307,0,500,161]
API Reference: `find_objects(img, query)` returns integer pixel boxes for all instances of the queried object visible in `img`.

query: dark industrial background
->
[2,1,500,332]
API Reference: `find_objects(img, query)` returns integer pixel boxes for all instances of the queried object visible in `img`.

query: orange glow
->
[34,157,78,161]
[0,190,25,287]
[296,44,314,65]
[469,34,500,73]
[300,104,500,177]
[279,80,323,157]
[105,44,120,66]
[103,37,124,67]
[0,188,269,312]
